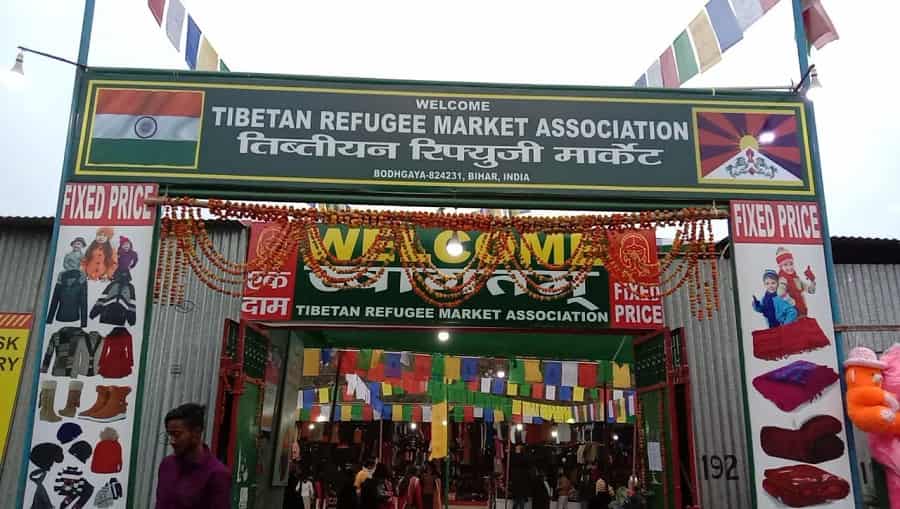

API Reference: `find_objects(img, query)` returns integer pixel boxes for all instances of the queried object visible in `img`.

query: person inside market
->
[336,466,359,509]
[421,461,442,509]
[509,445,532,509]
[360,463,394,509]
[356,459,376,496]
[589,478,613,509]
[298,475,315,509]
[532,468,552,509]
[155,403,231,509]
[556,468,573,509]
[400,466,423,509]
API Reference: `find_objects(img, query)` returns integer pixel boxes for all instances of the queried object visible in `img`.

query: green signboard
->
[71,69,815,202]
[293,226,613,328]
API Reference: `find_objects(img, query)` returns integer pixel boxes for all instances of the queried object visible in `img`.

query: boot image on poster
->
[58,381,84,418]
[79,386,131,423]
[38,380,61,423]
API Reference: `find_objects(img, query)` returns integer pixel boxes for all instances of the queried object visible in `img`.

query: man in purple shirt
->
[156,403,231,509]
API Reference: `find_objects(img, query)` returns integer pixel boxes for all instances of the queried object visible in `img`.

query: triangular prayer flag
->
[660,46,679,88]
[197,37,219,71]
[415,354,432,380]
[673,30,699,83]
[524,360,543,383]
[164,0,185,51]
[218,60,230,72]
[184,16,201,70]
[573,387,585,402]
[689,10,722,72]
[148,0,164,26]
[613,363,632,388]
[444,355,460,381]
[543,362,562,386]
[430,402,448,459]
[634,74,648,88]
[706,0,744,52]
[578,363,598,388]
[562,362,578,387]
[400,352,414,368]
[509,359,526,384]
[532,383,544,399]
[303,348,321,376]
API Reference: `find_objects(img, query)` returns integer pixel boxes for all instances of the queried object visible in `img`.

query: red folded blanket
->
[762,464,850,507]
[753,361,839,411]
[752,317,830,361]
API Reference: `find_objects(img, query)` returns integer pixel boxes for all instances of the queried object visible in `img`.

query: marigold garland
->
[150,197,725,319]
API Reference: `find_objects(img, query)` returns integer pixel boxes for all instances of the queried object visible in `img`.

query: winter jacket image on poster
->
[752,360,839,412]
[762,464,849,507]
[97,327,133,378]
[89,271,136,326]
[760,415,845,463]
[46,267,88,327]
[41,327,103,377]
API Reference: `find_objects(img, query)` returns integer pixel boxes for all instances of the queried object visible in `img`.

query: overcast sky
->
[1,0,897,238]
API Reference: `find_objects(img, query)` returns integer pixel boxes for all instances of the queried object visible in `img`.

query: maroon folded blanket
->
[753,317,831,361]
[762,464,850,507]
[753,361,839,411]
[760,415,844,463]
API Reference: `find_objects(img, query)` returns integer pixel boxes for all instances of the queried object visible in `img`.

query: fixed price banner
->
[21,183,157,509]
[0,313,32,463]
[731,200,854,508]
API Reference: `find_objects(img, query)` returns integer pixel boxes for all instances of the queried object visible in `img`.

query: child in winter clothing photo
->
[61,237,87,280]
[752,269,798,329]
[775,247,816,317]
[83,227,118,281]
[116,236,138,278]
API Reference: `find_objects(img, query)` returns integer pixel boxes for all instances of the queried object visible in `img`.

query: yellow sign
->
[0,313,32,464]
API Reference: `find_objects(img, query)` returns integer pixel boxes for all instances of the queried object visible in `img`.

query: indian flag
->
[89,88,204,167]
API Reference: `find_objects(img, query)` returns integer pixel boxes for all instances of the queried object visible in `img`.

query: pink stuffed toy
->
[876,344,900,508]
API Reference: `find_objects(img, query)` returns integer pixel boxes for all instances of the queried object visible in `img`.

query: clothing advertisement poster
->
[731,200,854,508]
[23,183,157,509]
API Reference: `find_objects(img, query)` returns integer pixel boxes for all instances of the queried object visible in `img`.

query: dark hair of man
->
[165,403,206,430]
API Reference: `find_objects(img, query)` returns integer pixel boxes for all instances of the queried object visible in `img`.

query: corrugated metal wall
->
[664,260,752,509]
[0,223,53,504]
[131,223,247,509]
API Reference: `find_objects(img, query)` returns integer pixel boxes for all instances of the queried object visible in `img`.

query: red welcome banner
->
[607,229,664,329]
[241,222,299,321]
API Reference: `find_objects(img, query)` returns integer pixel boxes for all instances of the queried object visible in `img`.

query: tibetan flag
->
[444,356,461,381]
[803,0,839,50]
[89,89,203,168]
[532,383,544,400]
[430,403,448,459]
[415,354,432,380]
[573,387,585,402]
[672,30,699,83]
[519,384,532,398]
[524,360,543,383]
[197,35,219,71]
[509,359,525,384]
[384,353,402,378]
[185,16,201,69]
[303,348,321,376]
[164,0,186,51]
[561,362,578,387]
[461,357,479,381]
[613,363,632,388]
[148,0,164,25]
[689,10,722,72]
[578,363,598,388]
[659,47,679,88]
[706,0,744,52]
[646,60,663,88]
[507,383,518,397]
[543,362,562,386]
